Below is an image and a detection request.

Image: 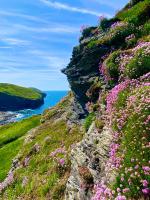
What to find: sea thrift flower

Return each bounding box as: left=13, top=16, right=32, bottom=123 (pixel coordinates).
left=142, top=180, right=148, bottom=187
left=142, top=188, right=150, bottom=195
left=116, top=195, right=126, bottom=200
left=59, top=158, right=65, bottom=166
left=142, top=166, right=150, bottom=172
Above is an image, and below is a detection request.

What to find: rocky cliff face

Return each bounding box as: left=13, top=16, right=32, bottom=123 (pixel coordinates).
left=62, top=45, right=109, bottom=114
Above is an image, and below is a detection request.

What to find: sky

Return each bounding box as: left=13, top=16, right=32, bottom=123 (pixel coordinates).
left=0, top=0, right=129, bottom=91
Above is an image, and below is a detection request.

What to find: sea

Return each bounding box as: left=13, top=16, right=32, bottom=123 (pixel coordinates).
left=0, top=91, right=68, bottom=124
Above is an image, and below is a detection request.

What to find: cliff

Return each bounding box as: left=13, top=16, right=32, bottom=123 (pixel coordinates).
left=0, top=0, right=150, bottom=200
left=0, top=83, right=46, bottom=111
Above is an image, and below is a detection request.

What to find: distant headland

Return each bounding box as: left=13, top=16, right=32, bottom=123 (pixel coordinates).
left=0, top=83, right=46, bottom=111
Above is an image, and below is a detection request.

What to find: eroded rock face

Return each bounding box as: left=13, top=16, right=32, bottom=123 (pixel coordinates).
left=62, top=45, right=109, bottom=112
left=65, top=123, right=112, bottom=200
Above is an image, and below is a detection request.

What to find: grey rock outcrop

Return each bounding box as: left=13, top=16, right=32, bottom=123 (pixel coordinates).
left=65, top=123, right=112, bottom=200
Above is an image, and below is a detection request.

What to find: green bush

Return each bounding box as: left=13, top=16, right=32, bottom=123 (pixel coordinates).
left=84, top=113, right=95, bottom=131
left=100, top=23, right=136, bottom=47
left=117, top=0, right=150, bottom=25
left=125, top=46, right=150, bottom=78
left=105, top=50, right=121, bottom=81
left=99, top=18, right=119, bottom=31
left=87, top=39, right=98, bottom=48
left=80, top=26, right=96, bottom=42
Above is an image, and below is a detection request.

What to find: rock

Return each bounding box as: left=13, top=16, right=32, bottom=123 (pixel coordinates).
left=65, top=123, right=113, bottom=199
left=62, top=44, right=109, bottom=113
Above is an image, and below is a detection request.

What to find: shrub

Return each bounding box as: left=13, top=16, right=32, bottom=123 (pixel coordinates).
left=100, top=22, right=136, bottom=47
left=87, top=39, right=98, bottom=48
left=117, top=0, right=150, bottom=25
left=105, top=50, right=121, bottom=81
left=80, top=26, right=96, bottom=42
left=99, top=17, right=119, bottom=31
left=84, top=113, right=95, bottom=131
left=125, top=46, right=150, bottom=78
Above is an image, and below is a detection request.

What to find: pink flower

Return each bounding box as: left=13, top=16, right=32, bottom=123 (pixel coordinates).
left=59, top=158, right=65, bottom=166
left=123, top=188, right=130, bottom=193
left=142, top=188, right=150, bottom=195
left=116, top=195, right=126, bottom=200
left=121, top=177, right=124, bottom=182
left=142, top=166, right=150, bottom=172
left=142, top=180, right=149, bottom=187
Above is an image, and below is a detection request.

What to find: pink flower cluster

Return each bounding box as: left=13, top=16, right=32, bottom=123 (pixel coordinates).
left=92, top=74, right=150, bottom=199
left=99, top=62, right=113, bottom=82
left=106, top=80, right=130, bottom=113
left=125, top=34, right=135, bottom=42
left=111, top=22, right=127, bottom=29
left=50, top=147, right=66, bottom=166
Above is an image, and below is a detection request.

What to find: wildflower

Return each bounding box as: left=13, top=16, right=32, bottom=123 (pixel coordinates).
left=59, top=158, right=65, bottom=166
left=115, top=195, right=126, bottom=200
left=142, top=180, right=148, bottom=187
left=142, top=188, right=150, bottom=195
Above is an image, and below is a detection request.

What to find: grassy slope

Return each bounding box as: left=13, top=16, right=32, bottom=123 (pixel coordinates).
left=0, top=83, right=43, bottom=100
left=110, top=82, right=150, bottom=198
left=0, top=116, right=40, bottom=182
left=1, top=94, right=84, bottom=200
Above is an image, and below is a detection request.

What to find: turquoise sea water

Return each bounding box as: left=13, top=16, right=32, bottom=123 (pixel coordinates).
left=13, top=91, right=68, bottom=121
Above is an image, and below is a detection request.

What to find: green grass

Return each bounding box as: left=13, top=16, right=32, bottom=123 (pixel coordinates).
left=1, top=95, right=84, bottom=200
left=84, top=112, right=95, bottom=131
left=0, top=83, right=43, bottom=100
left=116, top=0, right=150, bottom=25
left=0, top=116, right=40, bottom=182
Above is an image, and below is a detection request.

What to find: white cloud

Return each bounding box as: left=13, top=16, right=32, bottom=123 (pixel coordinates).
left=13, top=23, right=79, bottom=34
left=2, top=38, right=31, bottom=46
left=40, top=0, right=110, bottom=17
left=0, top=10, right=48, bottom=23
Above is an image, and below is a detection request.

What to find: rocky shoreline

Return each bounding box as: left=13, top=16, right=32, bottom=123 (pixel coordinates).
left=0, top=112, right=17, bottom=125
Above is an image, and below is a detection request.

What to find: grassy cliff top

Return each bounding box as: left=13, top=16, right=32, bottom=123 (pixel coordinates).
left=0, top=83, right=44, bottom=100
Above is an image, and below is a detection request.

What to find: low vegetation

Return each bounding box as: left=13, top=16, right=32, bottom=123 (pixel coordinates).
left=1, top=95, right=84, bottom=199
left=0, top=83, right=43, bottom=100
left=0, top=116, right=40, bottom=182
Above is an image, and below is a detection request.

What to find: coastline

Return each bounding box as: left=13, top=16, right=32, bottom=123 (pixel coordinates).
left=0, top=112, right=17, bottom=125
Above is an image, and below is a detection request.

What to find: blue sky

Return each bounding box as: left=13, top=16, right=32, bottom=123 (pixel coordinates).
left=0, top=0, right=128, bottom=90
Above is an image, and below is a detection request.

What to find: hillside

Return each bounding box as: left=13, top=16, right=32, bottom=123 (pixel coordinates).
left=0, top=0, right=150, bottom=200
left=0, top=83, right=46, bottom=111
